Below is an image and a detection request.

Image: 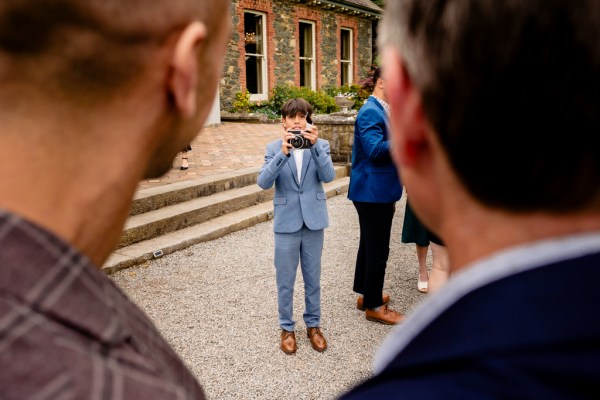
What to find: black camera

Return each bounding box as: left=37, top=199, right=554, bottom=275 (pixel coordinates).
left=287, top=130, right=312, bottom=149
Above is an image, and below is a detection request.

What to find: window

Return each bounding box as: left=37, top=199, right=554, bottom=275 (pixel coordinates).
left=340, top=28, right=353, bottom=86
left=299, top=21, right=316, bottom=90
left=244, top=12, right=268, bottom=100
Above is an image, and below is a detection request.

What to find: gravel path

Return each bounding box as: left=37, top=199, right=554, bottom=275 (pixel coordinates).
left=111, top=194, right=428, bottom=399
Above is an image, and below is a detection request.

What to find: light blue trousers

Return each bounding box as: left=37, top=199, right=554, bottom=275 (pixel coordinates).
left=274, top=226, right=324, bottom=332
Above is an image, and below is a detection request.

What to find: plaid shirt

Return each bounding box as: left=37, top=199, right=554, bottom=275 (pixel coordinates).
left=0, top=211, right=205, bottom=399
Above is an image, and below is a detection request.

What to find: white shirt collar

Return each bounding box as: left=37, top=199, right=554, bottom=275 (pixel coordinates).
left=371, top=95, right=390, bottom=116
left=373, top=230, right=600, bottom=373
left=293, top=149, right=304, bottom=182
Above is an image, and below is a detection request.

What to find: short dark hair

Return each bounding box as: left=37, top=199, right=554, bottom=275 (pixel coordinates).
left=372, top=67, right=382, bottom=84
left=381, top=0, right=600, bottom=212
left=281, top=98, right=313, bottom=120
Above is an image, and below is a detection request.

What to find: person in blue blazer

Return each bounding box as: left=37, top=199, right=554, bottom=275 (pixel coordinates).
left=257, top=98, right=336, bottom=355
left=348, top=67, right=404, bottom=325
left=341, top=0, right=600, bottom=398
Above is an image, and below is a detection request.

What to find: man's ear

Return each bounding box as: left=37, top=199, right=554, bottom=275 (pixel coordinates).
left=383, top=48, right=428, bottom=167
left=169, top=22, right=207, bottom=118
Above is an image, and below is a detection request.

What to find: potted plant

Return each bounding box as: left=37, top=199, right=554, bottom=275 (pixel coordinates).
left=334, top=92, right=355, bottom=113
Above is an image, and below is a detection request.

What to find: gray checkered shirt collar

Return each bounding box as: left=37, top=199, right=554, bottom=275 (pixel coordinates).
left=0, top=210, right=130, bottom=345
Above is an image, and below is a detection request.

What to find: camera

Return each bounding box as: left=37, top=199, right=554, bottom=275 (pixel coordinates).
left=287, top=130, right=312, bottom=149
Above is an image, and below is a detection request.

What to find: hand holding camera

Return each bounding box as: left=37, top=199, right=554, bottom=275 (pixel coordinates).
left=287, top=130, right=312, bottom=150
left=286, top=123, right=318, bottom=150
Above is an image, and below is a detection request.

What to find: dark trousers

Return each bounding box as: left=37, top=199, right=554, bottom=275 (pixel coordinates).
left=352, top=201, right=396, bottom=309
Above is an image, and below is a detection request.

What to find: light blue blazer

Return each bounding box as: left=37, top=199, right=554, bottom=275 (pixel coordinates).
left=348, top=96, right=402, bottom=203
left=257, top=139, right=336, bottom=233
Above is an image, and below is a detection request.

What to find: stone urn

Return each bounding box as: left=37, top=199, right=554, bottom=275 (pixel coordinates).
left=334, top=95, right=355, bottom=113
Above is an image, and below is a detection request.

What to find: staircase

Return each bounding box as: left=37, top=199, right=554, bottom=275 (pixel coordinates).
left=102, top=164, right=350, bottom=274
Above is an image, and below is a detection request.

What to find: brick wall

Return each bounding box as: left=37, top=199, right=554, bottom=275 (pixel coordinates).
left=335, top=15, right=358, bottom=87
left=221, top=2, right=242, bottom=112
left=313, top=115, right=356, bottom=164
left=357, top=19, right=374, bottom=83
left=294, top=6, right=323, bottom=89
left=272, top=1, right=296, bottom=87
left=222, top=0, right=377, bottom=111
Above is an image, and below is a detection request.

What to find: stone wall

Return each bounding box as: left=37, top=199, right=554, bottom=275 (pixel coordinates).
left=358, top=19, right=374, bottom=78
left=272, top=1, right=297, bottom=87
left=221, top=4, right=242, bottom=112
left=320, top=12, right=338, bottom=88
left=313, top=114, right=356, bottom=164
left=222, top=0, right=377, bottom=111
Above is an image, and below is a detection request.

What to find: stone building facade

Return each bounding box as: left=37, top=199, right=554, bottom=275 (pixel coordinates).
left=220, top=0, right=382, bottom=111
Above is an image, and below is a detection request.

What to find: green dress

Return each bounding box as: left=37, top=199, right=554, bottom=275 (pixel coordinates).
left=401, top=201, right=442, bottom=246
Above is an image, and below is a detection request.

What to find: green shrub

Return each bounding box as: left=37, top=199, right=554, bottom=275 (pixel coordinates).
left=233, top=85, right=363, bottom=116
left=269, top=85, right=297, bottom=114
left=231, top=90, right=251, bottom=113
left=269, top=84, right=339, bottom=115
left=250, top=103, right=280, bottom=120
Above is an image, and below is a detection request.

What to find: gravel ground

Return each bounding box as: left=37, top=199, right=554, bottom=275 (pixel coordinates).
left=111, top=194, right=429, bottom=399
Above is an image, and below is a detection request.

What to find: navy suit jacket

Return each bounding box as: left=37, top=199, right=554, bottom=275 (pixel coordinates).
left=348, top=96, right=402, bottom=203
left=341, top=251, right=600, bottom=399
left=257, top=139, right=335, bottom=233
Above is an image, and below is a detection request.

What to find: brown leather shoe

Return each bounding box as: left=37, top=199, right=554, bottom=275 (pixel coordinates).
left=356, top=294, right=391, bottom=311
left=307, top=327, right=327, bottom=352
left=280, top=330, right=297, bottom=354
left=365, top=305, right=403, bottom=325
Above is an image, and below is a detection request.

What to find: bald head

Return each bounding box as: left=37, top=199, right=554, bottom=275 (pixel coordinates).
left=0, top=0, right=228, bottom=103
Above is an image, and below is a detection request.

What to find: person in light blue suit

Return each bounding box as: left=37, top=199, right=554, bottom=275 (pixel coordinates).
left=257, top=98, right=336, bottom=355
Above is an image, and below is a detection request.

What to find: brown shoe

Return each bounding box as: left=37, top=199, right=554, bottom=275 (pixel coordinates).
left=356, top=294, right=391, bottom=311
left=280, top=330, right=297, bottom=354
left=365, top=305, right=403, bottom=325
left=307, top=327, right=327, bottom=352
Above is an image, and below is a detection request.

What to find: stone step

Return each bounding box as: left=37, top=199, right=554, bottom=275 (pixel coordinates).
left=103, top=176, right=350, bottom=274
left=119, top=165, right=348, bottom=248
left=119, top=184, right=273, bottom=248
left=130, top=166, right=262, bottom=216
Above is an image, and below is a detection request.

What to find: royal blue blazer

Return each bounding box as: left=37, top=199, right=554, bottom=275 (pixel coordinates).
left=257, top=139, right=336, bottom=233
left=348, top=97, right=402, bottom=203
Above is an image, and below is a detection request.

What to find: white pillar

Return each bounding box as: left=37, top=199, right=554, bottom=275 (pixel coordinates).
left=204, top=88, right=221, bottom=127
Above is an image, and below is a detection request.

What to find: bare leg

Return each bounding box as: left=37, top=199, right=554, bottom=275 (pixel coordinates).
left=180, top=150, right=189, bottom=170
left=416, top=245, right=429, bottom=292
left=428, top=243, right=450, bottom=293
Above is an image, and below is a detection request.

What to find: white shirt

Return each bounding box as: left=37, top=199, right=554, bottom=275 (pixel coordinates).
left=371, top=95, right=390, bottom=117
left=373, top=230, right=600, bottom=373
left=294, top=149, right=305, bottom=183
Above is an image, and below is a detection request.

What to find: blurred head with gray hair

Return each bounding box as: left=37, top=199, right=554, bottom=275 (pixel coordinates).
left=379, top=0, right=600, bottom=214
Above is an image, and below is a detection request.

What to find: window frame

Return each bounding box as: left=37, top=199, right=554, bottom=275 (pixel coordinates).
left=244, top=11, right=268, bottom=101
left=298, top=20, right=317, bottom=90
left=340, top=28, right=353, bottom=86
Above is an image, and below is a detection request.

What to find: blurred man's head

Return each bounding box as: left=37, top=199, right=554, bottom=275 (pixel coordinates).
left=380, top=0, right=600, bottom=217
left=0, top=0, right=231, bottom=177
